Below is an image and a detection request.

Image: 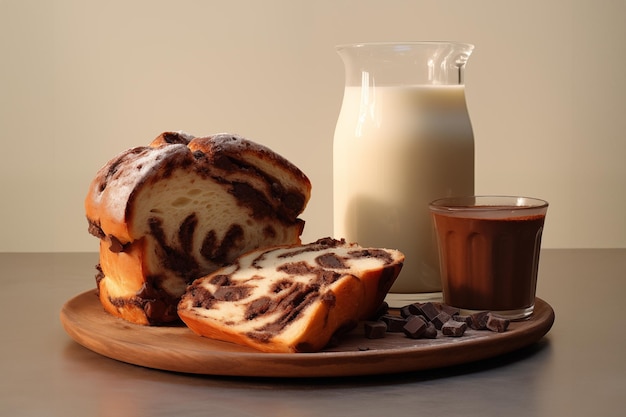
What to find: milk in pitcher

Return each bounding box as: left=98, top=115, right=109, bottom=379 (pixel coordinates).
left=333, top=84, right=474, bottom=304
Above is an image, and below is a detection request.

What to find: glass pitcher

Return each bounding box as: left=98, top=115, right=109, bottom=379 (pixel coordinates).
left=333, top=42, right=475, bottom=307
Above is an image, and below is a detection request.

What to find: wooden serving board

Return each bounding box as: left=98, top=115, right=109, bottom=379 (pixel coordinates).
left=60, top=289, right=554, bottom=378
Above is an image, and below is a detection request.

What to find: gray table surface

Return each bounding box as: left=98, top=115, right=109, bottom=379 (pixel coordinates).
left=1, top=249, right=625, bottom=417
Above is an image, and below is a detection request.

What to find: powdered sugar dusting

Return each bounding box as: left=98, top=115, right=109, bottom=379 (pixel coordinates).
left=94, top=145, right=184, bottom=224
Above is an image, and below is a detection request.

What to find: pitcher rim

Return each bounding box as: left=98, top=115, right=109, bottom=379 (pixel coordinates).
left=336, top=41, right=475, bottom=51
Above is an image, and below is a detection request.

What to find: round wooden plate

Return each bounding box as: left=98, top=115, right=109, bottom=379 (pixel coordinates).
left=60, top=289, right=554, bottom=378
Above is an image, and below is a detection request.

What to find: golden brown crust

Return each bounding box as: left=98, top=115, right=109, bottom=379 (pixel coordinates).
left=355, top=263, right=404, bottom=319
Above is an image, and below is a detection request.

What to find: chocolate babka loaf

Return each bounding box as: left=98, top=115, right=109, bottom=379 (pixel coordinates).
left=178, top=238, right=404, bottom=353
left=85, top=131, right=311, bottom=325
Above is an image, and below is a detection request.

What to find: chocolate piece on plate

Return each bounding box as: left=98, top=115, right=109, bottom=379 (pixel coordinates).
left=422, top=322, right=438, bottom=339
left=431, top=311, right=452, bottom=330
left=399, top=305, right=413, bottom=318
left=407, top=302, right=425, bottom=316
left=442, top=320, right=468, bottom=337
left=486, top=313, right=510, bottom=333
left=364, top=321, right=387, bottom=339
left=419, top=302, right=441, bottom=322
left=469, top=311, right=490, bottom=330
left=380, top=314, right=407, bottom=333
left=403, top=315, right=427, bottom=339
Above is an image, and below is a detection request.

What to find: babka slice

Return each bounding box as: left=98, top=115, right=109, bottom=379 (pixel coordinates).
left=85, top=131, right=311, bottom=325
left=178, top=238, right=404, bottom=353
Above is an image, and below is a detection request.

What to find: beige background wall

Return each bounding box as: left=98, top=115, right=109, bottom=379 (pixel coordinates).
left=1, top=0, right=624, bottom=252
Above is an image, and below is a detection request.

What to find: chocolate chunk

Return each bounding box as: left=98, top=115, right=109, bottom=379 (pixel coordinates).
left=209, top=274, right=230, bottom=286
left=315, top=253, right=348, bottom=269
left=200, top=230, right=218, bottom=261
left=412, top=314, right=429, bottom=324
left=200, top=224, right=244, bottom=265
left=135, top=278, right=180, bottom=324
left=281, top=191, right=307, bottom=220
left=178, top=213, right=198, bottom=254
left=399, top=305, right=413, bottom=318
left=245, top=296, right=272, bottom=319
left=230, top=181, right=274, bottom=220
left=94, top=264, right=104, bottom=288
left=431, top=311, right=452, bottom=330
left=469, top=311, right=490, bottom=330
left=407, top=303, right=425, bottom=316
left=380, top=314, right=406, bottom=333
left=419, top=302, right=441, bottom=321
left=422, top=322, right=438, bottom=339
left=149, top=216, right=200, bottom=281
left=213, top=224, right=245, bottom=264
left=486, top=313, right=510, bottom=333
left=213, top=285, right=252, bottom=302
left=320, top=290, right=337, bottom=306
left=87, top=220, right=105, bottom=239
left=192, top=150, right=205, bottom=159
left=364, top=321, right=387, bottom=339
left=263, top=225, right=277, bottom=239
left=347, top=249, right=393, bottom=265
left=107, top=235, right=125, bottom=253
left=403, top=315, right=427, bottom=339
left=277, top=261, right=315, bottom=275
left=270, top=279, right=293, bottom=294
left=161, top=131, right=192, bottom=145
left=143, top=298, right=177, bottom=323
left=319, top=269, right=342, bottom=286
left=315, top=237, right=344, bottom=247
left=442, top=320, right=468, bottom=337
left=189, top=284, right=216, bottom=309
left=276, top=238, right=342, bottom=260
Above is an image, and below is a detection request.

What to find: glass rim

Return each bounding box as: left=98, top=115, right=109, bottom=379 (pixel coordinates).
left=429, top=195, right=549, bottom=213
left=335, top=41, right=475, bottom=52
